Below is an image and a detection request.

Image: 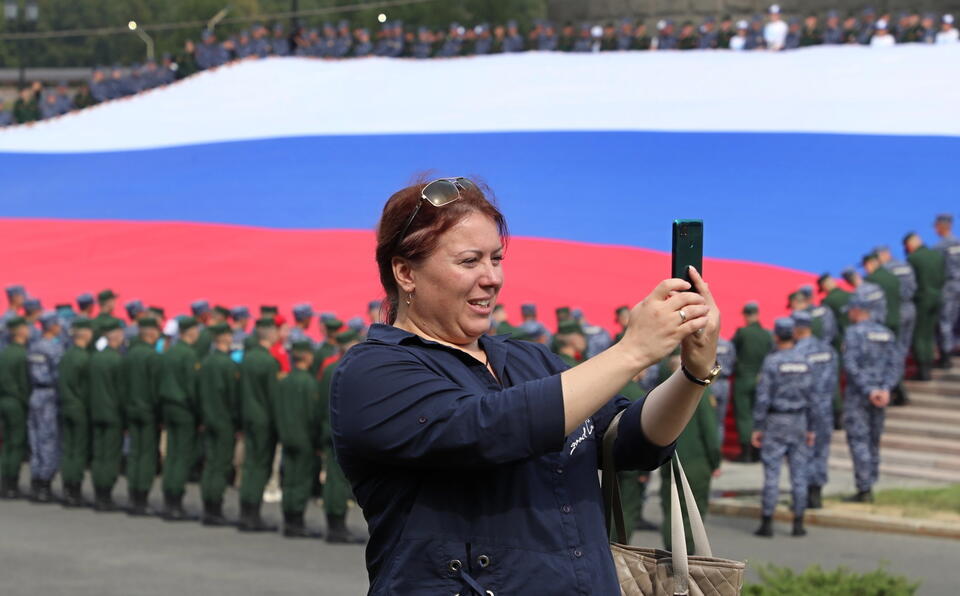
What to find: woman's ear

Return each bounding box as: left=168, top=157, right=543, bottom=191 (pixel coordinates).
left=392, top=256, right=416, bottom=294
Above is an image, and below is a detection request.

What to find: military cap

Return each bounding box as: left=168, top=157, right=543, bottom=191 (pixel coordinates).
left=292, top=303, right=314, bottom=321
left=555, top=306, right=571, bottom=319
left=347, top=317, right=365, bottom=332
left=521, top=304, right=537, bottom=317
left=769, top=4, right=781, bottom=14
left=214, top=305, right=231, bottom=318
left=791, top=310, right=813, bottom=328
left=840, top=267, right=857, bottom=282
left=846, top=292, right=871, bottom=311
left=335, top=329, right=360, bottom=345
left=190, top=300, right=210, bottom=316
left=6, top=316, right=27, bottom=330
left=138, top=317, right=159, bottom=330
left=55, top=303, right=72, bottom=311
left=786, top=291, right=802, bottom=307
left=615, top=305, right=630, bottom=316
left=5, top=285, right=25, bottom=298
left=38, top=311, right=60, bottom=329
left=520, top=320, right=546, bottom=340
left=230, top=306, right=250, bottom=320
left=935, top=214, right=953, bottom=224
left=255, top=316, right=276, bottom=329
left=76, top=293, right=94, bottom=309
left=97, top=289, right=117, bottom=303
left=773, top=317, right=795, bottom=340
left=945, top=14, right=955, bottom=25
left=798, top=285, right=814, bottom=299
left=125, top=299, right=145, bottom=318
left=557, top=320, right=582, bottom=335
left=71, top=317, right=92, bottom=330
left=23, top=297, right=42, bottom=313
left=902, top=231, right=918, bottom=245
left=100, top=318, right=123, bottom=333
left=260, top=305, right=278, bottom=316
left=862, top=252, right=879, bottom=265
left=368, top=300, right=382, bottom=311
left=323, top=316, right=344, bottom=331
left=873, top=244, right=890, bottom=254
left=572, top=308, right=584, bottom=321
left=816, top=273, right=832, bottom=286
left=742, top=301, right=759, bottom=315
left=207, top=322, right=231, bottom=336
left=290, top=340, right=314, bottom=352
left=148, top=305, right=165, bottom=318
left=177, top=315, right=198, bottom=332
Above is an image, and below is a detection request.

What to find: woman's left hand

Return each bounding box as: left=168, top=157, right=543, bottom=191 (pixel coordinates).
left=680, top=266, right=720, bottom=378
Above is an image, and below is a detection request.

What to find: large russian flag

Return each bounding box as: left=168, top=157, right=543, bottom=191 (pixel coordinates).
left=2, top=45, right=958, bottom=335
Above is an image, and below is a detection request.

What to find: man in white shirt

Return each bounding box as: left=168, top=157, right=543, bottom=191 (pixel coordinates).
left=870, top=19, right=896, bottom=47
left=731, top=20, right=749, bottom=50
left=937, top=14, right=959, bottom=43
left=764, top=4, right=789, bottom=50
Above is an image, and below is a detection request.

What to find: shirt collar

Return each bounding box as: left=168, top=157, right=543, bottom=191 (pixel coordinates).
left=367, top=323, right=510, bottom=377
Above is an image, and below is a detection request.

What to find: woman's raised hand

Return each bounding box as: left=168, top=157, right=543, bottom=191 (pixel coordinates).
left=680, top=267, right=720, bottom=378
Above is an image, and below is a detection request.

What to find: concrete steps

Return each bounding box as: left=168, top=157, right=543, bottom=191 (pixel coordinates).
left=905, top=391, right=960, bottom=411
left=886, top=405, right=960, bottom=424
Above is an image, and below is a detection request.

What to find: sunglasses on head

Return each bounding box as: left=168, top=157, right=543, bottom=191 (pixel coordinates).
left=393, top=177, right=477, bottom=248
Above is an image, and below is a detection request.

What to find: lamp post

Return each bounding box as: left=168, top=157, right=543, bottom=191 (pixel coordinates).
left=128, top=20, right=155, bottom=61
left=4, top=0, right=38, bottom=88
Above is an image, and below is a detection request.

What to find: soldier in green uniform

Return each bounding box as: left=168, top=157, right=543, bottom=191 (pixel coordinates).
left=158, top=316, right=201, bottom=521
left=88, top=319, right=125, bottom=511
left=318, top=330, right=366, bottom=544
left=198, top=323, right=240, bottom=526
left=237, top=316, right=281, bottom=532
left=553, top=320, right=586, bottom=367
left=905, top=232, right=945, bottom=381
left=614, top=305, right=630, bottom=343
left=276, top=341, right=323, bottom=538
left=123, top=317, right=162, bottom=516
left=615, top=374, right=658, bottom=540
left=658, top=352, right=720, bottom=552
left=0, top=317, right=30, bottom=499
left=58, top=318, right=93, bottom=507
left=491, top=304, right=521, bottom=337
left=312, top=314, right=343, bottom=378
left=863, top=253, right=901, bottom=334
left=91, top=289, right=118, bottom=339
left=732, top=301, right=773, bottom=463
left=818, top=273, right=851, bottom=352
left=191, top=300, right=213, bottom=357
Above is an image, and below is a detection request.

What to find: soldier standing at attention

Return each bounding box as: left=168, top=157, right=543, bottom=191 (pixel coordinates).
left=318, top=330, right=367, bottom=543
left=904, top=232, right=945, bottom=380
left=732, top=301, right=773, bottom=463
left=842, top=267, right=888, bottom=328
left=0, top=317, right=30, bottom=498
left=842, top=293, right=901, bottom=502
left=123, top=317, right=162, bottom=516
left=553, top=320, right=586, bottom=367
left=191, top=300, right=213, bottom=357
left=91, top=289, right=118, bottom=341
left=933, top=214, right=960, bottom=368
left=238, top=317, right=281, bottom=532
left=876, top=244, right=918, bottom=369
left=22, top=298, right=43, bottom=346
left=276, top=341, right=324, bottom=538
left=714, top=336, right=736, bottom=445
left=288, top=304, right=316, bottom=351
left=753, top=318, right=815, bottom=538
left=88, top=318, right=125, bottom=511
left=158, top=316, right=201, bottom=521
left=229, top=306, right=251, bottom=356
left=76, top=292, right=95, bottom=320
left=791, top=311, right=838, bottom=510
left=0, top=286, right=26, bottom=350
left=59, top=318, right=92, bottom=507
left=817, top=273, right=851, bottom=352
left=863, top=253, right=901, bottom=335
left=123, top=300, right=146, bottom=348
left=312, top=314, right=343, bottom=378
left=26, top=312, right=65, bottom=503
left=198, top=323, right=239, bottom=526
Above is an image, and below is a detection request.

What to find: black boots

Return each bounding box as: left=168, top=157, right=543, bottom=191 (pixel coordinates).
left=29, top=478, right=55, bottom=504
left=237, top=501, right=277, bottom=532
left=282, top=511, right=323, bottom=539
left=325, top=513, right=366, bottom=544
left=61, top=482, right=87, bottom=508
left=126, top=490, right=155, bottom=517
left=843, top=490, right=874, bottom=503
left=92, top=486, right=120, bottom=512
left=738, top=444, right=756, bottom=463
left=202, top=500, right=231, bottom=527
left=891, top=384, right=910, bottom=406
left=807, top=485, right=823, bottom=510
left=792, top=515, right=807, bottom=537
left=161, top=491, right=194, bottom=521
left=935, top=354, right=952, bottom=370
left=0, top=475, right=20, bottom=499
left=754, top=515, right=773, bottom=537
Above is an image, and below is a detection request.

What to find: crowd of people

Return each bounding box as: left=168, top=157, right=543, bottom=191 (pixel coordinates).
left=2, top=4, right=958, bottom=127
left=0, top=213, right=956, bottom=546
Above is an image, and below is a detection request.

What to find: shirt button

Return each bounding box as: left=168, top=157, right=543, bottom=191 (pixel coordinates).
left=562, top=505, right=572, bottom=514
left=555, top=467, right=563, bottom=475
left=573, top=549, right=583, bottom=558
left=418, top=416, right=427, bottom=424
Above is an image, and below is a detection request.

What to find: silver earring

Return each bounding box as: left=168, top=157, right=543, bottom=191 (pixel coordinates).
left=405, top=293, right=413, bottom=306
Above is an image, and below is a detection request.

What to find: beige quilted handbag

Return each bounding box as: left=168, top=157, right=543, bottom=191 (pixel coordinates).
left=602, top=411, right=746, bottom=595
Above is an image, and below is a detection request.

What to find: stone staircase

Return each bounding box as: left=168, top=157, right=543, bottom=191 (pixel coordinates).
left=828, top=367, right=960, bottom=484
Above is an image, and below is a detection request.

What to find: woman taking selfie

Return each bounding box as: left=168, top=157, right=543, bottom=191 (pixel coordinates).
left=331, top=177, right=720, bottom=595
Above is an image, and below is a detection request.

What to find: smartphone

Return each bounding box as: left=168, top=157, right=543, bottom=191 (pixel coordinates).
left=672, top=219, right=703, bottom=292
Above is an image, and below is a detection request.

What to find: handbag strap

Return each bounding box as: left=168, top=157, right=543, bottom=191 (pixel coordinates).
left=673, top=456, right=713, bottom=557
left=601, top=410, right=628, bottom=544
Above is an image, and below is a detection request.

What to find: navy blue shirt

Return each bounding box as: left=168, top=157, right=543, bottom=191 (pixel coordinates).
left=331, top=324, right=675, bottom=595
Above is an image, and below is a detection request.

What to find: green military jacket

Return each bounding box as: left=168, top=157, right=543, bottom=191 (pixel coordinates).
left=58, top=345, right=91, bottom=411
left=865, top=267, right=901, bottom=332
left=311, top=341, right=338, bottom=378
left=822, top=288, right=851, bottom=337
left=0, top=343, right=29, bottom=406
left=124, top=341, right=160, bottom=422
left=91, top=312, right=115, bottom=339
left=317, top=359, right=339, bottom=449
left=239, top=344, right=280, bottom=426
left=732, top=322, right=773, bottom=376
left=199, top=349, right=240, bottom=429
left=674, top=391, right=721, bottom=473
left=158, top=341, right=200, bottom=415
left=88, top=346, right=124, bottom=424
left=275, top=368, right=319, bottom=449
left=194, top=326, right=212, bottom=358
left=909, top=246, right=945, bottom=307
left=619, top=380, right=645, bottom=402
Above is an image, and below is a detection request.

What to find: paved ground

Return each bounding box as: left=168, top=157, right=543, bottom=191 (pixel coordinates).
left=1, top=476, right=958, bottom=596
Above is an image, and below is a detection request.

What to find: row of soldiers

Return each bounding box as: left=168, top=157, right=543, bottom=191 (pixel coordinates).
left=0, top=291, right=372, bottom=543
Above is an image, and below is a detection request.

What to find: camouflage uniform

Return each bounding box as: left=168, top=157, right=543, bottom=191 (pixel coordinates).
left=884, top=256, right=918, bottom=357
left=855, top=282, right=887, bottom=326
left=842, top=320, right=901, bottom=493
left=754, top=343, right=814, bottom=517
left=934, top=234, right=960, bottom=354
left=795, top=334, right=838, bottom=488
left=713, top=338, right=736, bottom=444
left=26, top=334, right=65, bottom=483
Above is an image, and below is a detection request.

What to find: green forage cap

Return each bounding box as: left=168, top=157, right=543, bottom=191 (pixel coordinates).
left=177, top=316, right=198, bottom=332
left=6, top=316, right=27, bottom=330
left=138, top=317, right=159, bottom=329
left=335, top=329, right=359, bottom=345
left=71, top=317, right=93, bottom=330
left=255, top=316, right=276, bottom=328
left=557, top=320, right=581, bottom=335
left=214, top=305, right=231, bottom=318
left=555, top=306, right=571, bottom=318
left=208, top=322, right=232, bottom=336
left=97, top=288, right=117, bottom=302
left=291, top=340, right=313, bottom=352
left=100, top=318, right=122, bottom=333
left=324, top=317, right=344, bottom=331
left=259, top=305, right=278, bottom=316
